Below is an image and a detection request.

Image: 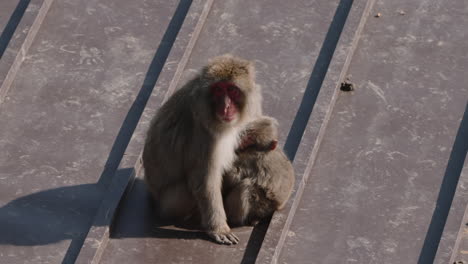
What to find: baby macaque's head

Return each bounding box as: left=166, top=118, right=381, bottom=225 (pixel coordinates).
left=237, top=117, right=278, bottom=153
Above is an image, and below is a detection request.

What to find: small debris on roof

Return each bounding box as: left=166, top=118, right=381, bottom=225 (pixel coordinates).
left=340, top=80, right=355, bottom=92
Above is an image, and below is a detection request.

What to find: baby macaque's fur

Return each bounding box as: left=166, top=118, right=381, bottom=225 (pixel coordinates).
left=223, top=117, right=295, bottom=226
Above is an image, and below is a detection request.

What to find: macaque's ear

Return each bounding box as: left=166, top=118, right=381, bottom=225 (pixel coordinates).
left=246, top=60, right=255, bottom=82
left=268, top=140, right=278, bottom=151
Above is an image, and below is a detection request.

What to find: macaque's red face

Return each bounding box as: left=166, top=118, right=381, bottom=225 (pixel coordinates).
left=210, top=81, right=243, bottom=123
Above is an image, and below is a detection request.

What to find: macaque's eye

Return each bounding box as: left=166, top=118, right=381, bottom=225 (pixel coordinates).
left=227, top=85, right=240, bottom=99
left=211, top=85, right=225, bottom=97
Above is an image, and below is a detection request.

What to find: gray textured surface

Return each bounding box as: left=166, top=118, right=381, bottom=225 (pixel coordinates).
left=256, top=0, right=375, bottom=262
left=278, top=0, right=468, bottom=263
left=74, top=0, right=199, bottom=262
left=0, top=0, right=20, bottom=32
left=0, top=0, right=467, bottom=263
left=0, top=0, right=48, bottom=95
left=0, top=0, right=177, bottom=262
left=98, top=0, right=345, bottom=263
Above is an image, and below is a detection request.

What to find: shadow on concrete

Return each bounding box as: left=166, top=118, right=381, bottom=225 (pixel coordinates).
left=63, top=0, right=193, bottom=262
left=109, top=177, right=270, bottom=249
left=0, top=171, right=208, bottom=260
left=0, top=183, right=103, bottom=246
left=0, top=0, right=31, bottom=59
left=238, top=0, right=356, bottom=263
left=240, top=218, right=270, bottom=264
left=0, top=0, right=192, bottom=263
left=283, top=0, right=353, bottom=161
left=0, top=0, right=359, bottom=261
left=95, top=0, right=193, bottom=189
left=107, top=0, right=356, bottom=258
left=109, top=177, right=212, bottom=243
left=418, top=103, right=468, bottom=264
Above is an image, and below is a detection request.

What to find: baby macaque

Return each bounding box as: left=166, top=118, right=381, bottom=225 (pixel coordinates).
left=223, top=116, right=295, bottom=226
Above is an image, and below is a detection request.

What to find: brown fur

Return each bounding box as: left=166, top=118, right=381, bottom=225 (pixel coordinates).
left=143, top=54, right=262, bottom=245
left=223, top=116, right=295, bottom=226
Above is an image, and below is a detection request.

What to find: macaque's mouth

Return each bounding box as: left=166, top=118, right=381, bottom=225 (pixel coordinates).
left=221, top=115, right=236, bottom=122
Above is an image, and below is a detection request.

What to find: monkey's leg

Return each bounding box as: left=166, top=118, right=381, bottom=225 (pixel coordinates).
left=157, top=182, right=196, bottom=221
left=224, top=181, right=252, bottom=226
left=227, top=178, right=279, bottom=226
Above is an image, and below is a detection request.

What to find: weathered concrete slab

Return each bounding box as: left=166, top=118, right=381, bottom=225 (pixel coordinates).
left=257, top=0, right=375, bottom=262
left=0, top=0, right=53, bottom=101
left=0, top=0, right=179, bottom=263
left=74, top=0, right=197, bottom=262
left=277, top=0, right=468, bottom=263
left=0, top=0, right=21, bottom=32
left=96, top=0, right=356, bottom=263
left=2, top=0, right=465, bottom=263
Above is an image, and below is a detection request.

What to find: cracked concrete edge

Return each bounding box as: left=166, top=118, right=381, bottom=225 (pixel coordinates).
left=0, top=0, right=55, bottom=105
left=448, top=156, right=468, bottom=264
left=73, top=0, right=214, bottom=263
left=450, top=204, right=468, bottom=264
left=255, top=0, right=376, bottom=263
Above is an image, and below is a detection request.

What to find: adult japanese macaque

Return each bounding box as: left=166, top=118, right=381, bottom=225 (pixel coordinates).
left=223, top=117, right=295, bottom=226
left=143, top=54, right=262, bottom=245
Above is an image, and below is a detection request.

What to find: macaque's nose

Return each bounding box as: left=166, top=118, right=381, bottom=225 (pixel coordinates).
left=224, top=96, right=232, bottom=114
